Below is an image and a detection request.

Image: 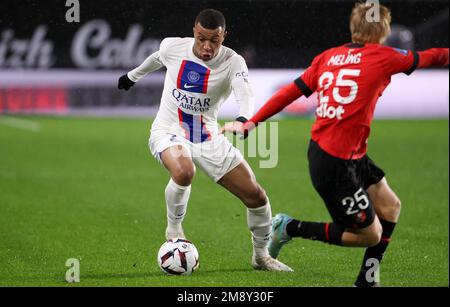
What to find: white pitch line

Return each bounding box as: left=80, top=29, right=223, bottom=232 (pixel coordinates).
left=0, top=116, right=41, bottom=132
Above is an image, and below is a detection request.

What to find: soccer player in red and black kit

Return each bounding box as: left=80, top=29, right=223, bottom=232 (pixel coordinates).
left=221, top=3, right=449, bottom=286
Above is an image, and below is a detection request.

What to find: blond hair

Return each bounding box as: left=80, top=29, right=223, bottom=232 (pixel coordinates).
left=350, top=2, right=392, bottom=44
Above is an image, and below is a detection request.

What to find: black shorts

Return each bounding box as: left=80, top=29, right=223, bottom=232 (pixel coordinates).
left=308, top=140, right=385, bottom=229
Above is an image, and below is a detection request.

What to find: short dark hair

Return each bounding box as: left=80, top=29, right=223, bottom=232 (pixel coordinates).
left=195, top=9, right=226, bottom=30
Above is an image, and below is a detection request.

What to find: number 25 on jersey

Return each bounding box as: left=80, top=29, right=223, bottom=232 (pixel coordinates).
left=316, top=69, right=361, bottom=120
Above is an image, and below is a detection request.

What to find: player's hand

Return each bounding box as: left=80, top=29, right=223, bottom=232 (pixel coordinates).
left=118, top=74, right=135, bottom=91
left=219, top=120, right=256, bottom=139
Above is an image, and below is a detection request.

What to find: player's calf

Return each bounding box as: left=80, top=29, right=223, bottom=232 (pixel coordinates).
left=160, top=147, right=195, bottom=240
left=343, top=221, right=382, bottom=247
left=217, top=162, right=274, bottom=263
left=355, top=179, right=401, bottom=287
left=165, top=179, right=191, bottom=240
left=247, top=201, right=272, bottom=258
left=282, top=217, right=382, bottom=248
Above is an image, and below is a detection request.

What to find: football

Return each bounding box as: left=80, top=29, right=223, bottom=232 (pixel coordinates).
left=157, top=238, right=199, bottom=275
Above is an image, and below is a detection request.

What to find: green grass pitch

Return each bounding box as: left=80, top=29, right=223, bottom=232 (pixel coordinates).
left=0, top=117, right=448, bottom=287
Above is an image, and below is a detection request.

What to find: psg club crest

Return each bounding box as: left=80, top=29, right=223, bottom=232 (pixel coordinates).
left=187, top=71, right=200, bottom=83
left=177, top=60, right=211, bottom=94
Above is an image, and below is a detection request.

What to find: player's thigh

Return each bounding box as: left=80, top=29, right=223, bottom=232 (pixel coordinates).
left=217, top=160, right=267, bottom=208
left=149, top=132, right=195, bottom=184
left=318, top=181, right=377, bottom=230
left=191, top=135, right=265, bottom=207
left=367, top=177, right=401, bottom=222
left=192, top=134, right=242, bottom=182
left=160, top=145, right=195, bottom=177
left=308, top=140, right=376, bottom=229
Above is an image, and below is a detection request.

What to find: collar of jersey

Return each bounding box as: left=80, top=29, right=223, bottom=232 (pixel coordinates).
left=346, top=42, right=365, bottom=49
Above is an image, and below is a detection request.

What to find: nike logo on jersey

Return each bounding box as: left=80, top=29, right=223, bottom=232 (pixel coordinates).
left=184, top=83, right=197, bottom=89
left=177, top=60, right=211, bottom=94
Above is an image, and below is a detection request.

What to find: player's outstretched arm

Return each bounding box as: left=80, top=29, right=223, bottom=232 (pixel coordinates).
left=249, top=82, right=303, bottom=125
left=220, top=82, right=304, bottom=136
left=118, top=51, right=165, bottom=91
left=417, top=48, right=449, bottom=68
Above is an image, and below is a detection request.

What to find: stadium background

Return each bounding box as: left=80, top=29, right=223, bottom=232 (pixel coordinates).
left=0, top=0, right=448, bottom=287
left=0, top=0, right=448, bottom=117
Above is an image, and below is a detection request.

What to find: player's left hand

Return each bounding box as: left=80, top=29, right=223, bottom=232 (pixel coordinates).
left=118, top=74, right=135, bottom=91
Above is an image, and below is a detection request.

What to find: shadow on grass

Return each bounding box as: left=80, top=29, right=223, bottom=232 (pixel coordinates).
left=2, top=267, right=275, bottom=286
left=82, top=268, right=254, bottom=280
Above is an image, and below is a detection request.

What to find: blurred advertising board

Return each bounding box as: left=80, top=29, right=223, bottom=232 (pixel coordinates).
left=0, top=70, right=448, bottom=118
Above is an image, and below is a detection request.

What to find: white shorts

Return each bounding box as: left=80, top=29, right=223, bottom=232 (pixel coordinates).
left=149, top=130, right=244, bottom=182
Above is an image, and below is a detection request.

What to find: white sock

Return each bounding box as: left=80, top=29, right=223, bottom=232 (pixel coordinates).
left=165, top=178, right=191, bottom=233
left=247, top=201, right=272, bottom=258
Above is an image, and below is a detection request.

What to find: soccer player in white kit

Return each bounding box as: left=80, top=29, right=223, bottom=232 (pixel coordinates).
left=118, top=9, right=292, bottom=271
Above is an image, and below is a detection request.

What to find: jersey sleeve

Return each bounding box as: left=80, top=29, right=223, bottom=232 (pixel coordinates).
left=294, top=54, right=322, bottom=97
left=383, top=47, right=419, bottom=76
left=230, top=55, right=254, bottom=120
left=127, top=37, right=176, bottom=82
left=127, top=38, right=173, bottom=82
left=127, top=51, right=164, bottom=82
left=418, top=48, right=449, bottom=68
left=157, top=37, right=177, bottom=65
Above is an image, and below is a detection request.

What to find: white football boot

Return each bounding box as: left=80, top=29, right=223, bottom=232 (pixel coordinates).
left=252, top=255, right=294, bottom=272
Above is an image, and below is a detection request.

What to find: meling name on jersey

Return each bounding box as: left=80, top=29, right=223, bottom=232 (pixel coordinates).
left=172, top=88, right=211, bottom=112
left=327, top=52, right=362, bottom=66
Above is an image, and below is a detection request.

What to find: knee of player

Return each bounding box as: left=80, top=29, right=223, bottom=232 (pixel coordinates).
left=254, top=186, right=268, bottom=206
left=367, top=226, right=382, bottom=247
left=258, top=187, right=268, bottom=204
left=171, top=167, right=195, bottom=186
left=245, top=186, right=267, bottom=207
left=393, top=197, right=402, bottom=212
left=384, top=196, right=402, bottom=218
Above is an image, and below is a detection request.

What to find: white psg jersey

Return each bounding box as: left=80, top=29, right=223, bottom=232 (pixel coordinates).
left=128, top=37, right=254, bottom=143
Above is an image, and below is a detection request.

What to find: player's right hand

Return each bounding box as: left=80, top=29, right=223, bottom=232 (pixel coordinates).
left=118, top=74, right=135, bottom=91
left=219, top=120, right=256, bottom=139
